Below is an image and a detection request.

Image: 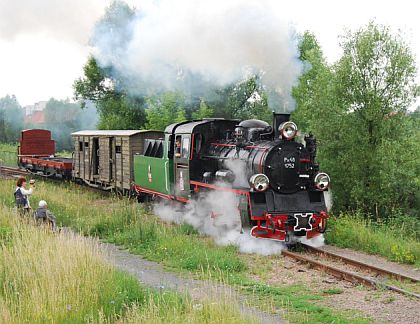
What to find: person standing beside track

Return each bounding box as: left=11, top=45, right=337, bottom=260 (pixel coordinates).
left=14, top=177, right=35, bottom=215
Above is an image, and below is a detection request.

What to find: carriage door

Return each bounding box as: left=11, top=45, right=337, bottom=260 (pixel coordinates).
left=174, top=134, right=191, bottom=200
left=109, top=138, right=114, bottom=182
left=99, top=137, right=114, bottom=183
left=92, top=138, right=99, bottom=177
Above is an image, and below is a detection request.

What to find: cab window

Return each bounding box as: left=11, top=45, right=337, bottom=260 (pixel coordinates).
left=182, top=137, right=190, bottom=159
left=175, top=135, right=181, bottom=158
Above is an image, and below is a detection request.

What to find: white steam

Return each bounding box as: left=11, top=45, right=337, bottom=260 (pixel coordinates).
left=93, top=0, right=303, bottom=111
left=323, top=190, right=333, bottom=212
left=299, top=234, right=325, bottom=248
left=154, top=189, right=284, bottom=255
left=0, top=0, right=107, bottom=44
left=223, top=158, right=249, bottom=188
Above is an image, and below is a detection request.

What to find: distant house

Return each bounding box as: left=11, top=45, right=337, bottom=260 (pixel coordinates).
left=23, top=101, right=47, bottom=125
left=24, top=111, right=45, bottom=125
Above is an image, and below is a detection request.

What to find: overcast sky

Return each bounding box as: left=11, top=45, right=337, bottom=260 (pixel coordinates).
left=0, top=0, right=418, bottom=106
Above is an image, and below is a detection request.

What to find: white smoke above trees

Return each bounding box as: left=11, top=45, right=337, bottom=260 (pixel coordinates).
left=92, top=0, right=303, bottom=111
left=0, top=0, right=107, bottom=44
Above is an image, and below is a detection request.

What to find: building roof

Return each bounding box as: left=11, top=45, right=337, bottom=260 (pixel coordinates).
left=71, top=130, right=162, bottom=137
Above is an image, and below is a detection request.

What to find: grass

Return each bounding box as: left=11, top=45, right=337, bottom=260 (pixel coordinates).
left=322, top=288, right=344, bottom=295
left=3, top=180, right=247, bottom=276
left=0, top=143, right=71, bottom=168
left=0, top=204, right=254, bottom=323
left=326, top=213, right=420, bottom=267
left=0, top=206, right=141, bottom=322
left=0, top=179, right=373, bottom=323
left=0, top=143, right=17, bottom=167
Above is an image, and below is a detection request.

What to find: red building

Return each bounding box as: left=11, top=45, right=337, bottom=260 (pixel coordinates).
left=24, top=110, right=45, bottom=125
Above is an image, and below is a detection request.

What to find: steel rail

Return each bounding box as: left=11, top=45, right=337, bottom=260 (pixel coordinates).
left=302, top=244, right=419, bottom=283
left=0, top=165, right=29, bottom=176
left=281, top=250, right=420, bottom=299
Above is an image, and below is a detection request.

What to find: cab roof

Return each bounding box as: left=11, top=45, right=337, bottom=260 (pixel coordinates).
left=165, top=119, right=238, bottom=134
left=71, top=130, right=161, bottom=137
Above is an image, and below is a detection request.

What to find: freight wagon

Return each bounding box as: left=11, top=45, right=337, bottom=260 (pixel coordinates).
left=71, top=130, right=162, bottom=191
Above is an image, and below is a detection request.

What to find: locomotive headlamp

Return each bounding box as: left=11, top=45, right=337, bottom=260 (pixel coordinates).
left=279, top=121, right=298, bottom=140
left=250, top=174, right=270, bottom=192
left=314, top=172, right=330, bottom=190
left=234, top=127, right=244, bottom=138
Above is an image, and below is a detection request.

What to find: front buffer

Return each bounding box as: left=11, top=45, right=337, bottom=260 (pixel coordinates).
left=246, top=190, right=329, bottom=242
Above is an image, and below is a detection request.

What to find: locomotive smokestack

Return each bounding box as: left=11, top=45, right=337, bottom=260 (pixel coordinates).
left=273, top=112, right=290, bottom=138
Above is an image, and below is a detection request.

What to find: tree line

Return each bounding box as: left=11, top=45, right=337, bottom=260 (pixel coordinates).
left=0, top=97, right=96, bottom=151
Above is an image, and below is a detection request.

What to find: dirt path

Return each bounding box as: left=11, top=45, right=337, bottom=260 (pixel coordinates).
left=101, top=243, right=283, bottom=324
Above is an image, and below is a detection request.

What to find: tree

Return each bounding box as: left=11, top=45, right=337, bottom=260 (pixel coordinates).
left=0, top=95, right=24, bottom=143
left=333, top=23, right=418, bottom=216
left=192, top=99, right=213, bottom=119
left=145, top=92, right=187, bottom=130
left=293, top=25, right=419, bottom=218
left=292, top=32, right=336, bottom=132
left=41, top=98, right=97, bottom=150
left=210, top=77, right=271, bottom=121
left=73, top=2, right=146, bottom=130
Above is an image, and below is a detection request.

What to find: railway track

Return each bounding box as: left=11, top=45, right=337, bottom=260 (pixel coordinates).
left=282, top=244, right=420, bottom=299
left=0, top=165, right=29, bottom=177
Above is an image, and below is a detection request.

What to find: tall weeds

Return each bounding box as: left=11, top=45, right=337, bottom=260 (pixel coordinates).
left=0, top=195, right=252, bottom=323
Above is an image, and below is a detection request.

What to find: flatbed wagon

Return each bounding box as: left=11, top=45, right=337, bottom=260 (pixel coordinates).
left=18, top=129, right=73, bottom=179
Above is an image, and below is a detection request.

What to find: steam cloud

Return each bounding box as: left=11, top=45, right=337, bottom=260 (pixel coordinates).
left=0, top=0, right=106, bottom=44
left=154, top=188, right=284, bottom=255
left=92, top=0, right=303, bottom=111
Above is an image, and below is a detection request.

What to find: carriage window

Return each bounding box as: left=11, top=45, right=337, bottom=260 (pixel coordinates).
left=182, top=137, right=190, bottom=159
left=116, top=145, right=122, bottom=154
left=79, top=141, right=83, bottom=151
left=175, top=135, right=182, bottom=158
left=84, top=142, right=89, bottom=148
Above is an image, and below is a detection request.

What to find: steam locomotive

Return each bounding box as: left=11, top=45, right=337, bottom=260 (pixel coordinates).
left=18, top=113, right=330, bottom=243
left=133, top=113, right=330, bottom=242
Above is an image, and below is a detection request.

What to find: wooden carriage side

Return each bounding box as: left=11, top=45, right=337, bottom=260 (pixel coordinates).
left=72, top=130, right=163, bottom=191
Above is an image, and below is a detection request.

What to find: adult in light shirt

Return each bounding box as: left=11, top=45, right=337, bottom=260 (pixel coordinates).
left=15, top=177, right=35, bottom=215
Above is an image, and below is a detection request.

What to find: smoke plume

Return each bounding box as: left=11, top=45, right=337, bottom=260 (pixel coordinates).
left=92, top=0, right=303, bottom=111
left=154, top=188, right=284, bottom=255
left=0, top=0, right=106, bottom=44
